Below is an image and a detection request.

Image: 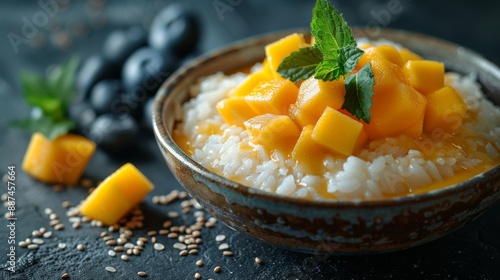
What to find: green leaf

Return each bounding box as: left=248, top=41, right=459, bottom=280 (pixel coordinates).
left=10, top=115, right=75, bottom=140
left=342, top=63, right=375, bottom=123
left=49, top=56, right=79, bottom=104
left=314, top=59, right=342, bottom=81
left=311, top=0, right=356, bottom=59
left=339, top=45, right=364, bottom=74
left=277, top=46, right=323, bottom=83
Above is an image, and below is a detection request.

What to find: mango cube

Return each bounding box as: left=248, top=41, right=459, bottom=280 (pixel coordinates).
left=265, top=33, right=307, bottom=79
left=79, top=163, right=154, bottom=225
left=399, top=48, right=422, bottom=63
left=244, top=79, right=298, bottom=115
left=217, top=97, right=259, bottom=127
left=229, top=71, right=272, bottom=98
left=290, top=77, right=345, bottom=127
left=292, top=125, right=329, bottom=174
left=424, top=86, right=467, bottom=133
left=244, top=114, right=300, bottom=153
left=372, top=45, right=404, bottom=66
left=364, top=83, right=427, bottom=139
left=312, top=107, right=367, bottom=156
left=22, top=133, right=96, bottom=185
left=402, top=60, right=444, bottom=95
left=370, top=56, right=407, bottom=91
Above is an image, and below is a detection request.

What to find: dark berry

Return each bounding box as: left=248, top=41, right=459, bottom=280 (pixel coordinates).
left=76, top=55, right=120, bottom=100
left=88, top=113, right=139, bottom=153
left=89, top=80, right=124, bottom=115
left=68, top=101, right=97, bottom=133
left=103, top=26, right=148, bottom=66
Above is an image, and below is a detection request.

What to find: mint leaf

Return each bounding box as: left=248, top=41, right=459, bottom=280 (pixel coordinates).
left=10, top=116, right=75, bottom=140
left=277, top=46, right=323, bottom=83
left=342, top=63, right=374, bottom=123
left=49, top=56, right=79, bottom=104
left=314, top=59, right=341, bottom=81
left=339, top=45, right=364, bottom=74
left=311, top=0, right=356, bottom=59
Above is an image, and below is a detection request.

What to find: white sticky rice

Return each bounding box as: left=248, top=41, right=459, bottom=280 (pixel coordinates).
left=174, top=42, right=500, bottom=200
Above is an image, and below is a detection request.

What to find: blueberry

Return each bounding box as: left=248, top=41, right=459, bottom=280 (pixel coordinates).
left=76, top=55, right=120, bottom=100
left=103, top=26, right=148, bottom=66
left=89, top=80, right=124, bottom=115
left=149, top=4, right=200, bottom=57
left=122, top=47, right=178, bottom=104
left=68, top=101, right=97, bottom=133
left=88, top=113, right=139, bottom=153
left=143, top=97, right=155, bottom=129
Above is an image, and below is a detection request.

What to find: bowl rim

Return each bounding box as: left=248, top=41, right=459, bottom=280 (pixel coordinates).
left=153, top=27, right=500, bottom=208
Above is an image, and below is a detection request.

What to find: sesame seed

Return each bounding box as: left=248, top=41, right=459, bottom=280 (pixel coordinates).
left=162, top=221, right=172, bottom=228
left=100, top=231, right=108, bottom=237
left=154, top=243, right=165, bottom=251
left=28, top=244, right=39, bottom=250
left=223, top=251, right=233, bottom=256
left=49, top=220, right=60, bottom=227
left=187, top=244, right=198, bottom=249
left=205, top=222, right=215, bottom=228
left=218, top=243, right=229, bottom=250
left=195, top=238, right=202, bottom=245
left=167, top=211, right=179, bottom=218
left=68, top=217, right=81, bottom=223
left=151, top=236, right=157, bottom=243
left=117, top=237, right=127, bottom=245
left=80, top=178, right=93, bottom=187
left=105, top=266, right=116, bottom=273
left=136, top=240, right=144, bottom=246
left=32, top=238, right=44, bottom=245
left=147, top=230, right=157, bottom=236
left=159, top=229, right=169, bottom=235
left=127, top=249, right=133, bottom=255
left=179, top=250, right=188, bottom=256
left=61, top=272, right=70, bottom=279
left=183, top=207, right=191, bottom=214
left=215, top=235, right=226, bottom=242
left=121, top=255, right=129, bottom=261
left=196, top=260, right=204, bottom=267
left=105, top=240, right=117, bottom=246
left=49, top=213, right=59, bottom=220
left=194, top=272, right=201, bottom=279
left=108, top=250, right=116, bottom=257
left=0, top=193, right=7, bottom=201
left=77, top=244, right=84, bottom=251
left=72, top=222, right=81, bottom=229
left=133, top=248, right=140, bottom=255
left=62, top=201, right=71, bottom=208
left=58, top=243, right=67, bottom=249
left=81, top=216, right=91, bottom=223
left=39, top=227, right=47, bottom=234
left=138, top=237, right=148, bottom=243
left=137, top=271, right=147, bottom=277
left=173, top=243, right=187, bottom=250
left=255, top=257, right=262, bottom=264
left=43, top=231, right=53, bottom=238
left=167, top=233, right=178, bottom=239
left=54, top=224, right=65, bottom=231
left=214, top=266, right=221, bottom=273
left=179, top=191, right=188, bottom=199
left=103, top=236, right=113, bottom=241
left=114, top=246, right=124, bottom=252
left=170, top=226, right=179, bottom=232
left=19, top=241, right=30, bottom=248
left=208, top=217, right=217, bottom=223
left=135, top=245, right=144, bottom=251
left=32, top=230, right=42, bottom=237
left=124, top=243, right=135, bottom=249
left=189, top=249, right=198, bottom=255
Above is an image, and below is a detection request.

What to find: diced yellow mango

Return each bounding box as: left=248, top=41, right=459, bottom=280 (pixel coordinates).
left=79, top=163, right=154, bottom=225
left=22, top=133, right=96, bottom=185
left=244, top=114, right=300, bottom=153
left=292, top=125, right=329, bottom=174
left=265, top=33, right=307, bottom=79
left=312, top=107, right=367, bottom=156
left=229, top=71, right=272, bottom=97
left=359, top=43, right=374, bottom=50
left=290, top=77, right=345, bottom=127
left=371, top=56, right=407, bottom=91
left=244, top=79, right=298, bottom=115
left=424, top=86, right=467, bottom=133
left=260, top=58, right=275, bottom=79
left=401, top=112, right=425, bottom=138
left=373, top=45, right=404, bottom=66
left=399, top=48, right=422, bottom=63
left=402, top=60, right=444, bottom=95
left=217, top=97, right=259, bottom=127
left=364, top=83, right=427, bottom=139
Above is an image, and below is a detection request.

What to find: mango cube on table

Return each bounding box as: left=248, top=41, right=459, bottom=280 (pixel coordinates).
left=22, top=132, right=96, bottom=185
left=312, top=107, right=367, bottom=157
left=244, top=114, right=300, bottom=153
left=402, top=60, right=444, bottom=95
left=79, top=163, right=154, bottom=225
left=424, top=86, right=467, bottom=133
left=244, top=79, right=298, bottom=115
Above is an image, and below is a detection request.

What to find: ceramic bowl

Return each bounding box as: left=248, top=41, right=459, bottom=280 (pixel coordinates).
left=153, top=28, right=500, bottom=254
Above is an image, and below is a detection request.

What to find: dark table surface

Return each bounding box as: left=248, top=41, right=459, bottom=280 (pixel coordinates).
left=1, top=1, right=500, bottom=279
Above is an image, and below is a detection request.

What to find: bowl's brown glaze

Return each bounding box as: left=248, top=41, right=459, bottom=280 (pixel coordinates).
left=153, top=29, right=500, bottom=254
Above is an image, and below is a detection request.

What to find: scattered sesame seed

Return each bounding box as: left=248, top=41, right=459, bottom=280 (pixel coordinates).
left=218, top=243, right=229, bottom=250
left=167, top=233, right=178, bottom=239
left=77, top=244, right=85, bottom=251
left=194, top=272, right=201, bottom=279
left=195, top=238, right=202, bottom=245
left=62, top=201, right=71, bottom=208
left=133, top=248, right=141, bottom=255
left=0, top=193, right=7, bottom=201
left=189, top=249, right=198, bottom=255
left=159, top=229, right=169, bottom=235
left=114, top=246, right=124, bottom=252
left=138, top=237, right=148, bottom=243
left=124, top=243, right=135, bottom=249
left=196, top=260, right=204, bottom=267
left=43, top=231, right=53, bottom=238
left=136, top=240, right=144, bottom=246
left=105, top=266, right=116, bottom=273
left=154, top=243, right=165, bottom=251
left=255, top=257, right=262, bottom=264
left=121, top=255, right=129, bottom=261
left=215, top=235, right=226, bottom=242
left=205, top=222, right=215, bottom=228
left=28, top=244, right=39, bottom=250
left=173, top=243, right=187, bottom=250
left=39, top=227, right=47, bottom=234
left=80, top=178, right=93, bottom=187
left=187, top=244, right=198, bottom=249
left=72, top=222, right=81, bottom=229
left=137, top=271, right=147, bottom=277
left=49, top=220, right=61, bottom=227
left=105, top=240, right=117, bottom=246
left=108, top=250, right=116, bottom=257
left=54, top=224, right=65, bottom=231
left=103, top=236, right=114, bottom=241
left=163, top=221, right=172, bottom=228
left=222, top=251, right=233, bottom=256
left=179, top=191, right=188, bottom=199
left=180, top=250, right=188, bottom=256
left=167, top=211, right=179, bottom=218
left=117, top=237, right=127, bottom=245
left=147, top=230, right=157, bottom=236
left=61, top=272, right=70, bottom=279
left=58, top=243, right=67, bottom=249
left=100, top=231, right=108, bottom=237
left=32, top=238, right=44, bottom=245
left=32, top=230, right=42, bottom=237
left=214, top=266, right=221, bottom=273
left=19, top=241, right=30, bottom=248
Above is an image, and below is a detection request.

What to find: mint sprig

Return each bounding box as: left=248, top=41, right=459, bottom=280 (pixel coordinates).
left=277, top=0, right=375, bottom=123
left=10, top=57, right=79, bottom=139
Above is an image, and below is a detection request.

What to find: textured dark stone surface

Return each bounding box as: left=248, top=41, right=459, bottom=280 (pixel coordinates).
left=0, top=1, right=499, bottom=279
